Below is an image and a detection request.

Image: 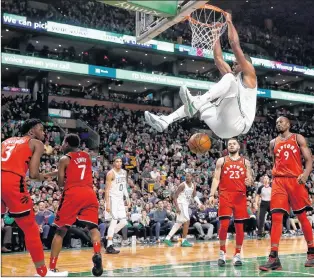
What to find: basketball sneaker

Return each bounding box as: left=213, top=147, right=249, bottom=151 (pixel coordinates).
left=181, top=240, right=193, bottom=247
left=218, top=250, right=226, bottom=267
left=35, top=269, right=69, bottom=276
left=233, top=253, right=243, bottom=266
left=144, top=111, right=169, bottom=132
left=259, top=252, right=282, bottom=271
left=305, top=252, right=314, bottom=267
left=164, top=239, right=174, bottom=247
left=179, top=86, right=199, bottom=118
left=106, top=245, right=120, bottom=254
left=92, top=253, right=103, bottom=277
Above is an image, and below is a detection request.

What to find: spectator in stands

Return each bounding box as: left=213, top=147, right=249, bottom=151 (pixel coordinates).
left=191, top=208, right=214, bottom=240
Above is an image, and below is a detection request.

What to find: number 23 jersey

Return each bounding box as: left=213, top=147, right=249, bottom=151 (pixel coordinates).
left=272, top=134, right=303, bottom=178
left=219, top=156, right=247, bottom=193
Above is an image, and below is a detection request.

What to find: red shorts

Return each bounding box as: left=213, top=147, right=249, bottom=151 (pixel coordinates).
left=270, top=177, right=312, bottom=215
left=1, top=171, right=32, bottom=217
left=218, top=191, right=249, bottom=222
left=54, top=187, right=99, bottom=228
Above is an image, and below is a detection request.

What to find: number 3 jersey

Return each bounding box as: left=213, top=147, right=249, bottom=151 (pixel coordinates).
left=272, top=134, right=303, bottom=178
left=219, top=156, right=247, bottom=193
left=2, top=136, right=32, bottom=178
left=64, top=151, right=93, bottom=190
left=109, top=169, right=127, bottom=199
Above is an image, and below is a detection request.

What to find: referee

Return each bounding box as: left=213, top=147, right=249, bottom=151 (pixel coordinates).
left=254, top=175, right=272, bottom=240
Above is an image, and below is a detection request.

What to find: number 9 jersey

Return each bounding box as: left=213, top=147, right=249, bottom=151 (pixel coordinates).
left=272, top=134, right=303, bottom=178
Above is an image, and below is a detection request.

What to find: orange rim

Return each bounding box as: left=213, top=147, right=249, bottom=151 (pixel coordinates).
left=184, top=4, right=227, bottom=27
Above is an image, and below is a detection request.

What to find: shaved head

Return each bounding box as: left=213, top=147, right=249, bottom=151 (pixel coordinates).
left=276, top=116, right=291, bottom=134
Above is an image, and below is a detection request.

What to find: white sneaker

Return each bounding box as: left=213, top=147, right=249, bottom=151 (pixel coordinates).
left=179, top=86, right=198, bottom=118
left=218, top=250, right=226, bottom=267
left=233, top=253, right=243, bottom=266
left=35, top=269, right=69, bottom=277
left=144, top=111, right=169, bottom=132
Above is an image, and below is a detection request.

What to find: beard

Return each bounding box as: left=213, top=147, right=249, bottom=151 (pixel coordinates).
left=228, top=150, right=238, bottom=155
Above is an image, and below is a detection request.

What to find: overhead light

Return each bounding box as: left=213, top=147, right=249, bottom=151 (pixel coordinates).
left=275, top=81, right=278, bottom=84
left=265, top=76, right=268, bottom=79
left=54, top=48, right=57, bottom=51
left=196, top=69, right=198, bottom=72
left=275, top=101, right=277, bottom=103
left=202, top=66, right=205, bottom=69
left=180, top=63, right=183, bottom=66
left=164, top=57, right=166, bottom=59
left=78, top=83, right=81, bottom=86
left=49, top=80, right=52, bottom=82
left=302, top=109, right=304, bottom=111
left=289, top=103, right=292, bottom=105
left=5, top=29, right=9, bottom=32
left=246, top=0, right=249, bottom=2
left=282, top=79, right=285, bottom=82
left=311, top=87, right=313, bottom=89
left=296, top=76, right=299, bottom=78
left=134, top=89, right=137, bottom=92
left=144, top=87, right=147, bottom=90
left=271, top=6, right=273, bottom=9
left=118, top=84, right=121, bottom=86
left=59, top=44, right=62, bottom=47
left=192, top=59, right=195, bottom=62
left=125, top=50, right=128, bottom=53
left=145, top=53, right=148, bottom=56
left=87, top=80, right=90, bottom=83
left=108, top=87, right=111, bottom=89
left=5, top=68, right=9, bottom=70
left=36, top=41, right=39, bottom=43
left=278, top=73, right=280, bottom=75
left=294, top=12, right=297, bottom=14
left=272, top=106, right=274, bottom=108
left=57, top=77, right=60, bottom=79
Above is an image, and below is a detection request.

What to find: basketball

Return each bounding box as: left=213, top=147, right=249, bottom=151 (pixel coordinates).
left=188, top=133, right=212, bottom=154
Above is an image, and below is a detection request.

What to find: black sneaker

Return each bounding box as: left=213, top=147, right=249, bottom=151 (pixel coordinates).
left=305, top=252, right=314, bottom=267
left=259, top=253, right=282, bottom=271
left=106, top=245, right=120, bottom=254
left=257, top=235, right=262, bottom=240
left=92, top=253, right=103, bottom=277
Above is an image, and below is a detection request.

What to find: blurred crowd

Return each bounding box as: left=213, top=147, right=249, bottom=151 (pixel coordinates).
left=2, top=0, right=314, bottom=67
left=2, top=93, right=314, bottom=253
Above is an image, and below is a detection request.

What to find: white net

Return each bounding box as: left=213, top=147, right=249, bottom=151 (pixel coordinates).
left=187, top=5, right=227, bottom=51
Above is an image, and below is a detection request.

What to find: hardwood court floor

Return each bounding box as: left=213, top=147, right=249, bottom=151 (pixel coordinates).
left=2, top=237, right=314, bottom=276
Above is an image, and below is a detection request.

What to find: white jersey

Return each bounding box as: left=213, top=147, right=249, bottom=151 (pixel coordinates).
left=235, top=72, right=257, bottom=134
left=177, top=182, right=194, bottom=205
left=109, top=169, right=127, bottom=199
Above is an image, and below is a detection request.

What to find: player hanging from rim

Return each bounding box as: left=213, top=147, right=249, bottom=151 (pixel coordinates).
left=104, top=157, right=134, bottom=254
left=49, top=134, right=103, bottom=277
left=209, top=138, right=253, bottom=267
left=259, top=117, right=314, bottom=271
left=164, top=172, right=205, bottom=247
left=145, top=13, right=257, bottom=139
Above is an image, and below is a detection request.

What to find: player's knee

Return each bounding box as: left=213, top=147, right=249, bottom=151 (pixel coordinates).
left=296, top=211, right=308, bottom=222
left=272, top=212, right=283, bottom=224
left=220, top=219, right=230, bottom=230
left=55, top=226, right=68, bottom=238
left=120, top=219, right=127, bottom=227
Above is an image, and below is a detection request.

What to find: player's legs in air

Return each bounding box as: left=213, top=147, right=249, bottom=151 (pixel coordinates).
left=145, top=73, right=237, bottom=132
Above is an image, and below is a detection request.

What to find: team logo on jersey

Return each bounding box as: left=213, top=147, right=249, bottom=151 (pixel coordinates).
left=275, top=144, right=297, bottom=157
left=223, top=164, right=245, bottom=176
left=20, top=195, right=29, bottom=204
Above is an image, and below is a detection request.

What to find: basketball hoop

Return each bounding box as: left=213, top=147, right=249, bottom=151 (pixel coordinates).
left=186, top=4, right=227, bottom=51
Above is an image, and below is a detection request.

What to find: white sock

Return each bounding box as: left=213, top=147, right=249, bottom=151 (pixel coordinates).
left=166, top=223, right=182, bottom=240
left=163, top=106, right=187, bottom=124
left=107, top=239, right=113, bottom=247
left=193, top=73, right=236, bottom=110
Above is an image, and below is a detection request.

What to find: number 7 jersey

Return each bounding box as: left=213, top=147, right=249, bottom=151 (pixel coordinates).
left=64, top=151, right=93, bottom=190
left=272, top=134, right=303, bottom=178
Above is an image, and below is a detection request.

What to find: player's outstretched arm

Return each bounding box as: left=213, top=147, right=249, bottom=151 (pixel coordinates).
left=57, top=156, right=70, bottom=188
left=245, top=159, right=254, bottom=186
left=209, top=158, right=224, bottom=200
left=29, top=139, right=45, bottom=180
left=213, top=37, right=232, bottom=76
left=225, top=13, right=256, bottom=83
left=297, top=134, right=313, bottom=183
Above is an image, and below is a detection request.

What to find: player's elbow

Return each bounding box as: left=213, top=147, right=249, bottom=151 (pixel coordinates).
left=29, top=170, right=39, bottom=180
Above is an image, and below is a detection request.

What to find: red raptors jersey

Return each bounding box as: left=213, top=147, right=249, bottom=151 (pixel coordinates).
left=64, top=151, right=93, bottom=191
left=1, top=136, right=32, bottom=178
left=272, top=134, right=303, bottom=177
left=219, top=156, right=247, bottom=193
